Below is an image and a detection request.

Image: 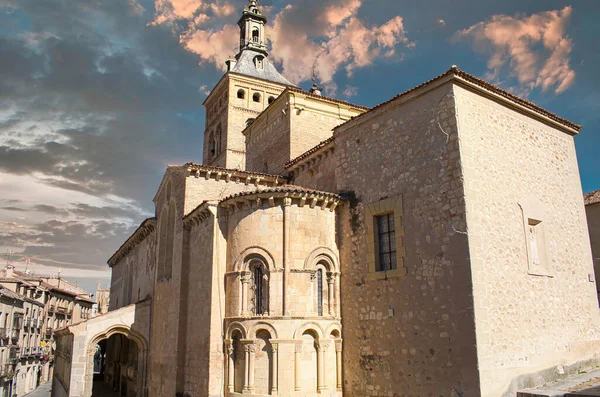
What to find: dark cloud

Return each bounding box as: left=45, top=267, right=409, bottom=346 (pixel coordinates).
left=1, top=218, right=135, bottom=270
left=0, top=207, right=27, bottom=212
left=33, top=205, right=70, bottom=216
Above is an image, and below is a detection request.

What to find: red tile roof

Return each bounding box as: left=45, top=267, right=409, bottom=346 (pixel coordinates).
left=585, top=190, right=600, bottom=206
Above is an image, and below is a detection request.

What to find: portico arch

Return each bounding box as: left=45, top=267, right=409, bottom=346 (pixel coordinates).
left=83, top=325, right=148, bottom=397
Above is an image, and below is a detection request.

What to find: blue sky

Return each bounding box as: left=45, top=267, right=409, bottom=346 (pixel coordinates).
left=0, top=0, right=598, bottom=293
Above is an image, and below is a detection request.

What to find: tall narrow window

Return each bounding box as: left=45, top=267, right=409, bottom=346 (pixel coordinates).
left=165, top=204, right=176, bottom=278
left=317, top=269, right=323, bottom=316
left=377, top=213, right=397, bottom=271
left=254, top=266, right=264, bottom=315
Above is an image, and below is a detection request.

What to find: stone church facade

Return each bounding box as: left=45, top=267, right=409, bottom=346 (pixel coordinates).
left=52, top=2, right=600, bottom=397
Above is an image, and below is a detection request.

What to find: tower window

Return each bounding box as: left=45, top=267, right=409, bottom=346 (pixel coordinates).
left=253, top=93, right=261, bottom=103
left=252, top=28, right=259, bottom=43
left=237, top=89, right=246, bottom=100
left=268, top=96, right=275, bottom=105
left=255, top=57, right=264, bottom=70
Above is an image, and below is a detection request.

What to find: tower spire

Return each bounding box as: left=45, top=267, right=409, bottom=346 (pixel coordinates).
left=237, top=0, right=268, bottom=56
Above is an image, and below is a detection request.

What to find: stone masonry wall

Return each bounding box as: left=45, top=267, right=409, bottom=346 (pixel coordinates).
left=110, top=230, right=155, bottom=310
left=183, top=208, right=220, bottom=396
left=586, top=203, right=600, bottom=302
left=454, top=84, right=600, bottom=397
left=244, top=97, right=290, bottom=174
left=226, top=75, right=286, bottom=169
left=290, top=147, right=337, bottom=193
left=148, top=167, right=187, bottom=397
left=334, top=83, right=480, bottom=397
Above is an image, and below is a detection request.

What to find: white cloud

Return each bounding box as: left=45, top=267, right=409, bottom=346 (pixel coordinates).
left=457, top=6, right=575, bottom=94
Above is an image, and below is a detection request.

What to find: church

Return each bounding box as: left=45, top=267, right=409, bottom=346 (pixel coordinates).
left=51, top=1, right=600, bottom=397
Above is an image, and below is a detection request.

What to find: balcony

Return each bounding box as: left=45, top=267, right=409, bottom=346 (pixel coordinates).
left=45, top=329, right=53, bottom=340
left=0, top=328, right=8, bottom=340
left=10, top=328, right=19, bottom=340
left=48, top=304, right=55, bottom=313
left=56, top=306, right=67, bottom=315
left=24, top=318, right=31, bottom=328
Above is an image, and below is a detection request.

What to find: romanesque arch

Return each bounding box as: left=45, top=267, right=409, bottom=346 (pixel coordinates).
left=234, top=246, right=277, bottom=272
left=248, top=322, right=278, bottom=339
left=303, top=247, right=339, bottom=272
left=83, top=325, right=148, bottom=397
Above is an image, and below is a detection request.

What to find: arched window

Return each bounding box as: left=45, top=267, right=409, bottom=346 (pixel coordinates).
left=157, top=209, right=167, bottom=280
left=237, top=89, right=245, bottom=99
left=254, top=266, right=265, bottom=315
left=245, top=118, right=255, bottom=128
left=249, top=259, right=268, bottom=315
left=252, top=28, right=259, bottom=42
left=165, top=203, right=176, bottom=279
left=157, top=181, right=176, bottom=282
left=317, top=269, right=324, bottom=316
left=268, top=96, right=275, bottom=105
left=253, top=93, right=261, bottom=103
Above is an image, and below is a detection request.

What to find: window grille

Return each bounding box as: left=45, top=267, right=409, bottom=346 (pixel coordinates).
left=317, top=269, right=323, bottom=316
left=254, top=266, right=265, bottom=315
left=377, top=214, right=397, bottom=271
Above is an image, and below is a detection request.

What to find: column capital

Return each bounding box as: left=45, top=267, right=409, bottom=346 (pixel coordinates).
left=335, top=340, right=343, bottom=352
left=294, top=343, right=303, bottom=353
left=317, top=341, right=331, bottom=351
left=240, top=271, right=252, bottom=283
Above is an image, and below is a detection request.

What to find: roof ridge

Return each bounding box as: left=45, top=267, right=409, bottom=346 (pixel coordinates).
left=334, top=66, right=581, bottom=134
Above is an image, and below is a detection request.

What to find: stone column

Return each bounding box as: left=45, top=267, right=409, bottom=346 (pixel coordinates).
left=294, top=343, right=302, bottom=391
left=283, top=197, right=292, bottom=316
left=327, top=272, right=335, bottom=316
left=241, top=272, right=251, bottom=316
left=271, top=343, right=278, bottom=395
left=244, top=343, right=256, bottom=393
left=243, top=344, right=250, bottom=392
left=335, top=340, right=343, bottom=390
left=317, top=341, right=329, bottom=393
left=335, top=273, right=341, bottom=317
left=226, top=343, right=234, bottom=392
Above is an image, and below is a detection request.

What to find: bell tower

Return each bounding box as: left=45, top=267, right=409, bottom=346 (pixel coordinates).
left=202, top=0, right=293, bottom=170
left=238, top=0, right=268, bottom=56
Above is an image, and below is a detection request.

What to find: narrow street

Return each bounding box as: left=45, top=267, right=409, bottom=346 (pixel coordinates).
left=22, top=382, right=51, bottom=397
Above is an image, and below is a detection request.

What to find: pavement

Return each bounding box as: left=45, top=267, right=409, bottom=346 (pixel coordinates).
left=20, top=380, right=119, bottom=397
left=519, top=367, right=600, bottom=397
left=22, top=382, right=51, bottom=397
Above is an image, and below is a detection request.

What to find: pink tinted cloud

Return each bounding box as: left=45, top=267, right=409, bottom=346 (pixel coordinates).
left=458, top=6, right=576, bottom=94
left=151, top=0, right=415, bottom=87
left=269, top=3, right=414, bottom=85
